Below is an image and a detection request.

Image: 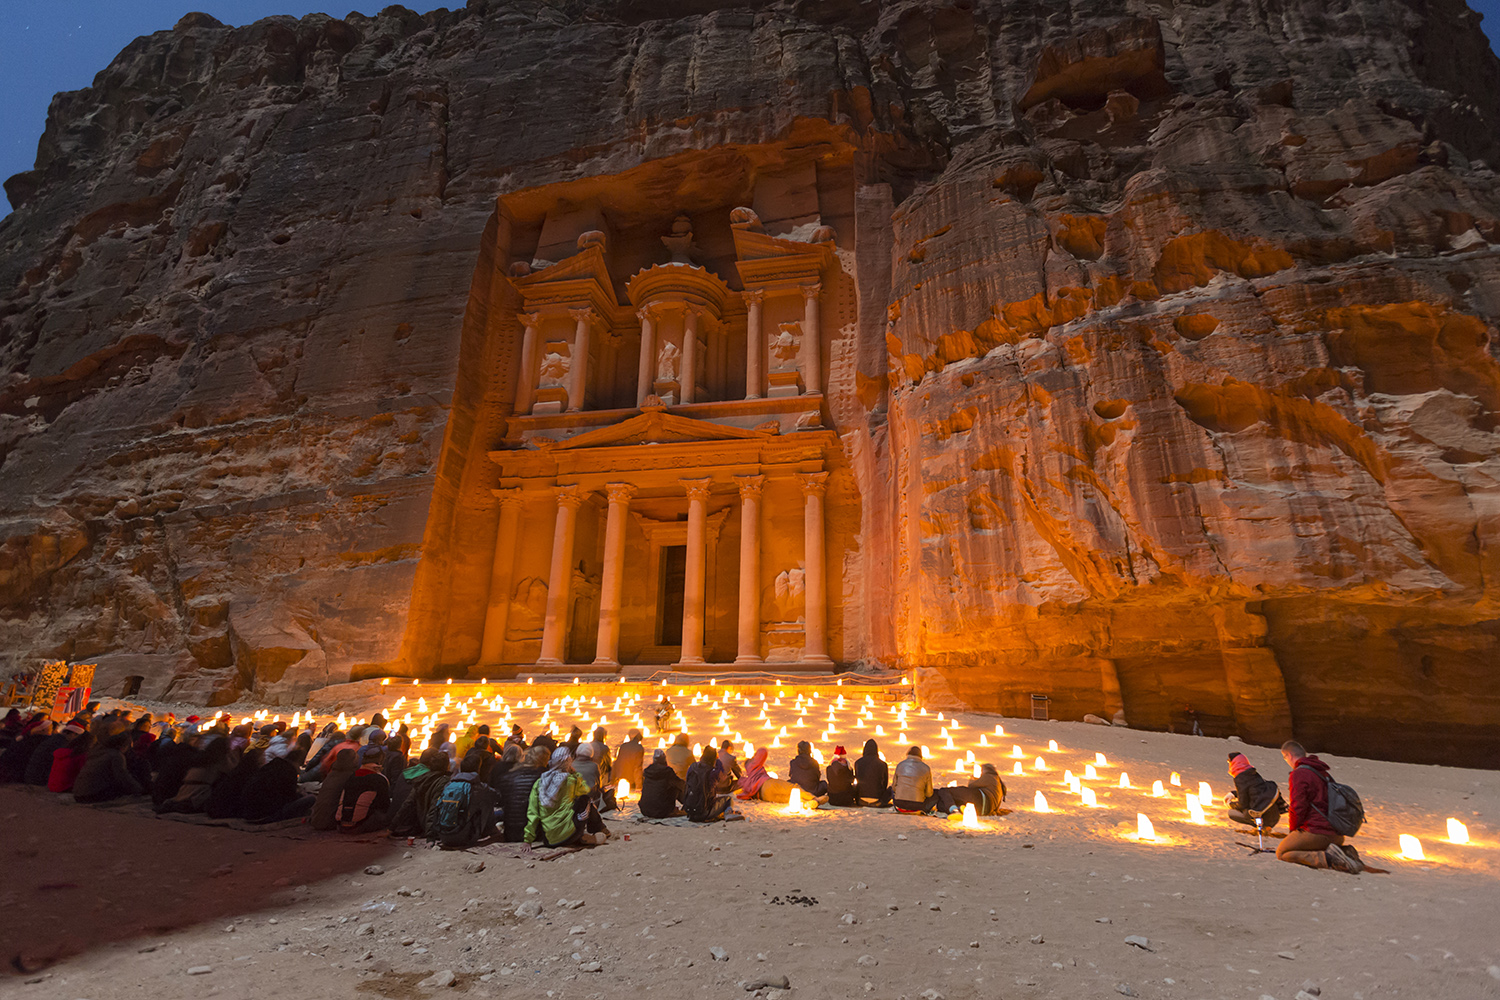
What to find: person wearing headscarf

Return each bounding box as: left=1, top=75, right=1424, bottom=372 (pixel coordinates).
left=734, top=746, right=794, bottom=804
left=389, top=748, right=453, bottom=838
left=664, top=732, right=693, bottom=780
left=613, top=729, right=645, bottom=796
left=526, top=748, right=608, bottom=846
left=934, top=762, right=1006, bottom=816
left=640, top=748, right=686, bottom=818
left=825, top=745, right=857, bottom=807
left=1223, top=752, right=1286, bottom=828
left=683, top=745, right=734, bottom=822
left=892, top=746, right=937, bottom=814
left=573, top=744, right=603, bottom=799
left=73, top=731, right=145, bottom=803
left=308, top=748, right=359, bottom=830
left=228, top=724, right=254, bottom=758
left=47, top=728, right=94, bottom=793
left=788, top=741, right=829, bottom=802
left=498, top=745, right=548, bottom=842
left=855, top=739, right=892, bottom=807
left=26, top=720, right=83, bottom=786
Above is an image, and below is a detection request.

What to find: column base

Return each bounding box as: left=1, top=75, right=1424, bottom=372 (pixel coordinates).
left=674, top=656, right=707, bottom=667
left=534, top=657, right=565, bottom=667
left=590, top=657, right=620, bottom=669
left=733, top=654, right=765, bottom=665
left=798, top=654, right=836, bottom=667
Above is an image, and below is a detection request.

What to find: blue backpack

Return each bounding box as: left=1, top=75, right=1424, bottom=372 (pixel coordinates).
left=432, top=778, right=473, bottom=838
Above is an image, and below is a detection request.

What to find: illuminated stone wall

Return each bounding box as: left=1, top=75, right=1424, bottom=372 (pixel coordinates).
left=2, top=2, right=1499, bottom=763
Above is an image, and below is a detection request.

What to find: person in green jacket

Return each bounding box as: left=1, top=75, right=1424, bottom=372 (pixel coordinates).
left=525, top=747, right=610, bottom=847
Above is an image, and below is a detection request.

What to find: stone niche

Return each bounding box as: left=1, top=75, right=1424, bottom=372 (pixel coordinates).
left=398, top=138, right=869, bottom=676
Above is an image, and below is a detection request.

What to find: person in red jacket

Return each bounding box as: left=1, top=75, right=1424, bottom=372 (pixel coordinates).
left=1276, top=741, right=1362, bottom=873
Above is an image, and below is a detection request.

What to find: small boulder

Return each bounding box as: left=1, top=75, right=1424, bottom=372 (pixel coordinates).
left=710, top=946, right=730, bottom=962
left=418, top=969, right=456, bottom=988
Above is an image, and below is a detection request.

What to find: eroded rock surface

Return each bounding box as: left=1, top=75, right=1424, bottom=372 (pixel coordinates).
left=2, top=1, right=1498, bottom=763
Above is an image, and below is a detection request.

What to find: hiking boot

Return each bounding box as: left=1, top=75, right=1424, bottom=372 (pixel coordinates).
left=1325, top=844, right=1360, bottom=874
left=1341, top=844, right=1366, bottom=872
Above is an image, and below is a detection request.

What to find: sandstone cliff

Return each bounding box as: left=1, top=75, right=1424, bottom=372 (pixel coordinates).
left=2, top=0, right=1499, bottom=765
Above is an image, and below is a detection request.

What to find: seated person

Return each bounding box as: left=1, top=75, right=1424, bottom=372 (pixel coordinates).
left=1224, top=752, right=1286, bottom=829
left=389, top=749, right=453, bottom=839
left=72, top=731, right=145, bottom=803
left=337, top=757, right=393, bottom=834
left=735, top=747, right=795, bottom=803
left=855, top=739, right=893, bottom=807
left=825, top=746, right=857, bottom=807
left=241, top=755, right=315, bottom=823
left=640, top=749, right=686, bottom=818
left=787, top=741, right=830, bottom=803
left=683, top=746, right=734, bottom=823
left=307, top=748, right=359, bottom=829
left=614, top=729, right=645, bottom=795
left=713, top=739, right=743, bottom=795
left=426, top=752, right=500, bottom=848
left=934, top=762, right=1006, bottom=815
left=664, top=732, right=693, bottom=780
left=573, top=744, right=617, bottom=812
left=892, top=746, right=937, bottom=814
left=525, top=748, right=609, bottom=846
left=497, top=746, right=548, bottom=842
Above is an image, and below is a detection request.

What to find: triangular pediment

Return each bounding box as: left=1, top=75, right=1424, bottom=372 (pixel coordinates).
left=551, top=410, right=771, bottom=450
left=514, top=244, right=614, bottom=291
left=731, top=227, right=834, bottom=262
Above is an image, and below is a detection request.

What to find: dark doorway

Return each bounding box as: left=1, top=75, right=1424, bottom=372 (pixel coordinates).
left=121, top=675, right=143, bottom=698
left=658, top=545, right=686, bottom=644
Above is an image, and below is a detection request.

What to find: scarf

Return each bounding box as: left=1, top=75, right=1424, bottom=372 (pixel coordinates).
left=737, top=747, right=771, bottom=799
left=535, top=747, right=574, bottom=810
left=1228, top=753, right=1252, bottom=776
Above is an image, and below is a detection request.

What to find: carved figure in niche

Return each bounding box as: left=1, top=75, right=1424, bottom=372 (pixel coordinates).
left=538, top=343, right=570, bottom=387
left=773, top=567, right=806, bottom=622
left=661, top=214, right=700, bottom=264
left=771, top=322, right=802, bottom=370
left=655, top=340, right=681, bottom=381
left=505, top=577, right=549, bottom=637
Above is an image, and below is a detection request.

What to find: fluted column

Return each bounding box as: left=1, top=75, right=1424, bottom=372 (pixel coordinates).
left=514, top=311, right=542, bottom=414
left=537, top=485, right=588, bottom=666
left=679, top=478, right=712, bottom=665
left=567, top=308, right=594, bottom=412
left=734, top=475, right=765, bottom=664
left=801, top=283, right=822, bottom=395
left=635, top=306, right=656, bottom=407
left=681, top=307, right=700, bottom=404
left=799, top=471, right=833, bottom=665
left=592, top=483, right=635, bottom=667
left=743, top=288, right=763, bottom=399
left=479, top=489, right=525, bottom=664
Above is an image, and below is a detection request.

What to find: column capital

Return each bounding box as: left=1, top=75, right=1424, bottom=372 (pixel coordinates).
left=604, top=482, right=637, bottom=504
left=741, top=287, right=765, bottom=305
left=636, top=303, right=660, bottom=323
left=734, top=474, right=765, bottom=499
left=568, top=306, right=598, bottom=326
left=493, top=487, right=526, bottom=510
left=800, top=282, right=822, bottom=300
left=798, top=471, right=829, bottom=497
left=681, top=477, right=713, bottom=502
left=555, top=484, right=589, bottom=509
left=517, top=310, right=542, bottom=328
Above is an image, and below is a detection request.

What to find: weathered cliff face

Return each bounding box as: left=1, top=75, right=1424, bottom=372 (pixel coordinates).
left=2, top=0, right=1498, bottom=764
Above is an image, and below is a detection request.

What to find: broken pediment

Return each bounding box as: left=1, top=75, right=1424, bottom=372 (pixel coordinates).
left=549, top=409, right=773, bottom=450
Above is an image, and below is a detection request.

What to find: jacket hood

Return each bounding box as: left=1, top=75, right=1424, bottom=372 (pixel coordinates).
left=862, top=739, right=879, bottom=757
left=1294, top=755, right=1330, bottom=774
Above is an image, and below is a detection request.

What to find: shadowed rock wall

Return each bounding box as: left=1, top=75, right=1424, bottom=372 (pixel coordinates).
left=2, top=0, right=1499, bottom=765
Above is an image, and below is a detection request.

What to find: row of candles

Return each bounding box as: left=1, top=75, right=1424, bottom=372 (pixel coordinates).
left=243, top=682, right=1474, bottom=861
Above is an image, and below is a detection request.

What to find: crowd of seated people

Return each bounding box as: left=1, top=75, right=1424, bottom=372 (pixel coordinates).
left=0, top=703, right=1367, bottom=874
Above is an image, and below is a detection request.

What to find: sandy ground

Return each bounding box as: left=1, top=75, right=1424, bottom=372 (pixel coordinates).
left=3, top=713, right=1497, bottom=1000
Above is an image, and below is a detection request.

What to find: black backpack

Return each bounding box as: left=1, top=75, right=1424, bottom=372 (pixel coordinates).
left=1299, top=763, right=1365, bottom=836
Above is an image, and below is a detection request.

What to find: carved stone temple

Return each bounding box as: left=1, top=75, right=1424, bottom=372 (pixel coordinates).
left=466, top=189, right=853, bottom=672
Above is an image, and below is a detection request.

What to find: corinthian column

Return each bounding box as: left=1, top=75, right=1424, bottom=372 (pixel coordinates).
left=592, top=483, right=635, bottom=667
left=681, top=306, right=700, bottom=404
left=743, top=288, right=763, bottom=399
left=514, top=311, right=542, bottom=414
left=734, top=475, right=765, bottom=665
left=799, top=471, right=834, bottom=665
left=636, top=305, right=656, bottom=407
left=567, top=308, right=594, bottom=412
left=479, top=489, right=525, bottom=664
left=679, top=478, right=712, bottom=665
left=537, top=485, right=588, bottom=666
left=801, top=283, right=822, bottom=395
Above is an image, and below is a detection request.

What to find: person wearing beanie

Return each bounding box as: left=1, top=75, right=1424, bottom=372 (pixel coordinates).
left=825, top=744, right=857, bottom=807
left=892, top=746, right=937, bottom=814
left=787, top=740, right=829, bottom=803
left=1223, top=752, right=1285, bottom=829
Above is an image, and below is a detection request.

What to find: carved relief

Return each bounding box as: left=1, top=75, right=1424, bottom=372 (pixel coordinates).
left=773, top=567, right=806, bottom=622
left=538, top=343, right=570, bottom=388
left=656, top=340, right=681, bottom=382
left=771, top=322, right=802, bottom=370
left=505, top=577, right=549, bottom=638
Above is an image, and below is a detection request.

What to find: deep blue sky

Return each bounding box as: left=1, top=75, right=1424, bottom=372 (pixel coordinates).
left=3, top=1, right=1500, bottom=217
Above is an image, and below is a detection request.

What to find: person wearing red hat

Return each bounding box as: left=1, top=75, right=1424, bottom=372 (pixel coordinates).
left=826, top=745, right=857, bottom=806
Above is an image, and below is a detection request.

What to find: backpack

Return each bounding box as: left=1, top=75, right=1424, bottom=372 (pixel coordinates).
left=1299, top=764, right=1365, bottom=836
left=430, top=778, right=473, bottom=840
